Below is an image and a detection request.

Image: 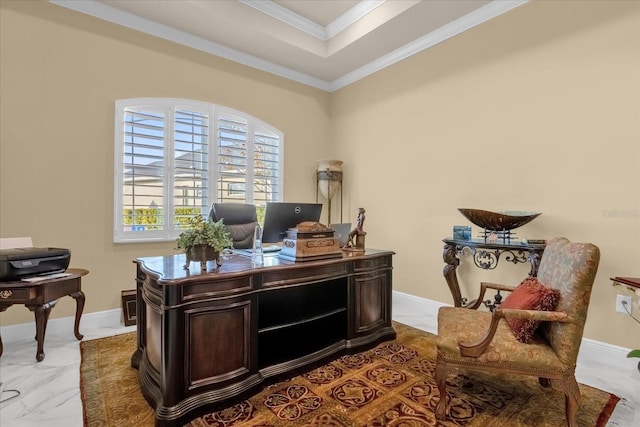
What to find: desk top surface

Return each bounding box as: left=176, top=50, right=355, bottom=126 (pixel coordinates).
left=136, top=249, right=394, bottom=282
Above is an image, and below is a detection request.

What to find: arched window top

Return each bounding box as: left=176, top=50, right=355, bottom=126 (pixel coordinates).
left=114, top=98, right=283, bottom=243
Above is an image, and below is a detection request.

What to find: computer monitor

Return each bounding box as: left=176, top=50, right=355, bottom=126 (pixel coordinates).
left=261, top=202, right=323, bottom=243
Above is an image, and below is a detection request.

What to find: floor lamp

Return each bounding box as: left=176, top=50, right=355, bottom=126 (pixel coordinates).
left=316, top=160, right=343, bottom=225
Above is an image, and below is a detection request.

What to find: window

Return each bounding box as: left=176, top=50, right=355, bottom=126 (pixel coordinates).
left=114, top=98, right=283, bottom=243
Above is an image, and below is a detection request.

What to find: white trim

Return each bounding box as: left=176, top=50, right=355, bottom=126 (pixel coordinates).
left=330, top=0, right=528, bottom=91
left=326, top=0, right=385, bottom=39
left=50, top=0, right=332, bottom=92
left=1, top=291, right=635, bottom=373
left=393, top=290, right=448, bottom=312
left=239, top=0, right=326, bottom=40
left=50, top=0, right=527, bottom=92
left=581, top=336, right=633, bottom=358
left=390, top=290, right=635, bottom=364
left=239, top=0, right=385, bottom=41
left=0, top=308, right=126, bottom=344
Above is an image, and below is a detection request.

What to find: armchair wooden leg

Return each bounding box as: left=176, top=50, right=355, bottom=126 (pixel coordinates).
left=565, top=392, right=578, bottom=427
left=564, top=376, right=581, bottom=427
left=434, top=360, right=447, bottom=420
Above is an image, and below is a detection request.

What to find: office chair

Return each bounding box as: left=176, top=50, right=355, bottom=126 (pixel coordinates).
left=208, top=203, right=259, bottom=249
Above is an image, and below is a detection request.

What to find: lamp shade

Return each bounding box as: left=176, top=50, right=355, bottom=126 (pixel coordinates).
left=316, top=160, right=343, bottom=201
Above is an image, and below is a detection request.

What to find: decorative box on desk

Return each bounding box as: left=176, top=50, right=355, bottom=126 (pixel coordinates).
left=279, top=221, right=342, bottom=262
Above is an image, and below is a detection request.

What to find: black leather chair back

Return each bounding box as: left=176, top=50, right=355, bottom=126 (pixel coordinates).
left=209, top=203, right=259, bottom=249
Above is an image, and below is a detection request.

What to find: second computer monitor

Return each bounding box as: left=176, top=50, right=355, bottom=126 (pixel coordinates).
left=261, top=202, right=322, bottom=243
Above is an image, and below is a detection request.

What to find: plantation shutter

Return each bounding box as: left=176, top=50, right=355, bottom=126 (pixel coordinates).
left=217, top=115, right=249, bottom=202
left=253, top=128, right=280, bottom=204
left=122, top=108, right=166, bottom=232
left=216, top=115, right=281, bottom=205
left=173, top=109, right=210, bottom=227
left=115, top=99, right=283, bottom=243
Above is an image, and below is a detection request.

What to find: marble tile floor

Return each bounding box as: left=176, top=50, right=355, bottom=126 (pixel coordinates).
left=0, top=292, right=638, bottom=426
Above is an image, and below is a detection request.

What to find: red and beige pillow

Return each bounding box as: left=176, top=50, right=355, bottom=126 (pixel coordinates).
left=500, top=277, right=560, bottom=343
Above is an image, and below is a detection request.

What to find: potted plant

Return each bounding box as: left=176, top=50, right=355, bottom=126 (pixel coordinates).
left=176, top=215, right=232, bottom=271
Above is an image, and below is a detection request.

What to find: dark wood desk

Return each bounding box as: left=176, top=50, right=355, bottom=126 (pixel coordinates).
left=132, top=250, right=395, bottom=427
left=442, top=238, right=546, bottom=308
left=0, top=268, right=88, bottom=361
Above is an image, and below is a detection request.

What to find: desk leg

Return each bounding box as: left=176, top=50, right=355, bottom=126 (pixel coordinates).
left=29, top=302, right=55, bottom=362
left=71, top=291, right=85, bottom=340
left=443, top=243, right=463, bottom=307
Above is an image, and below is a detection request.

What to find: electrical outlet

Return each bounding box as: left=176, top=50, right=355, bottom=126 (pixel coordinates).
left=616, top=295, right=632, bottom=313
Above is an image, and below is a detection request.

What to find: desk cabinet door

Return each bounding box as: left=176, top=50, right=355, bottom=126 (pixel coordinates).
left=185, top=297, right=255, bottom=390
left=351, top=271, right=391, bottom=336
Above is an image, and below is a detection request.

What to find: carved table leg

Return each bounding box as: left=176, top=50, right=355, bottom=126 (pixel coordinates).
left=443, top=243, right=463, bottom=307
left=29, top=301, right=55, bottom=362
left=527, top=249, right=544, bottom=277
left=71, top=290, right=85, bottom=340
left=0, top=304, right=11, bottom=358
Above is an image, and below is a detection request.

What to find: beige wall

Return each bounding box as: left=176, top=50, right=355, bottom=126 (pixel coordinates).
left=0, top=1, right=331, bottom=324
left=1, top=0, right=638, bottom=349
left=331, top=0, right=640, bottom=349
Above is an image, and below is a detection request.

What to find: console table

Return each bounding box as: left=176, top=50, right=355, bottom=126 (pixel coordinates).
left=610, top=277, right=640, bottom=289
left=132, top=249, right=395, bottom=427
left=442, top=238, right=545, bottom=308
left=0, top=268, right=87, bottom=361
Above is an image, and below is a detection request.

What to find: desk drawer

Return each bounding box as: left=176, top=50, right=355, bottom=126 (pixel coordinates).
left=262, top=263, right=348, bottom=288
left=354, top=255, right=392, bottom=272
left=0, top=286, right=37, bottom=303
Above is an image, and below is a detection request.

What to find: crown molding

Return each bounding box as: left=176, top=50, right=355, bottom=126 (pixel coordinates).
left=326, top=0, right=385, bottom=39
left=50, top=0, right=528, bottom=93
left=50, top=0, right=332, bottom=91
left=239, top=0, right=326, bottom=40
left=239, top=0, right=385, bottom=41
left=329, top=0, right=528, bottom=91
left=238, top=0, right=387, bottom=42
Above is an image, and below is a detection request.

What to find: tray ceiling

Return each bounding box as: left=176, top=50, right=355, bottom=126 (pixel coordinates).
left=51, top=0, right=527, bottom=92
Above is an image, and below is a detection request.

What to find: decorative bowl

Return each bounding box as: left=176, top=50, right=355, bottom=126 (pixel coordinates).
left=458, top=208, right=541, bottom=231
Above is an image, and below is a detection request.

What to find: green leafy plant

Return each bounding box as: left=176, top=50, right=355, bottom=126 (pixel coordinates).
left=176, top=215, right=232, bottom=253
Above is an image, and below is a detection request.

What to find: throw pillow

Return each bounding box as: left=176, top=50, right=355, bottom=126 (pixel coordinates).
left=500, top=277, right=561, bottom=343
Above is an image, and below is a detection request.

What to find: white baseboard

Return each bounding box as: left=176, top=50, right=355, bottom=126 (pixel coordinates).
left=390, top=290, right=633, bottom=364
left=2, top=292, right=632, bottom=366
left=581, top=336, right=631, bottom=357
left=393, top=290, right=449, bottom=311
left=0, top=308, right=124, bottom=343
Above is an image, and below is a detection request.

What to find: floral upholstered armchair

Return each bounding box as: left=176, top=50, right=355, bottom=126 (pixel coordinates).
left=435, top=237, right=600, bottom=427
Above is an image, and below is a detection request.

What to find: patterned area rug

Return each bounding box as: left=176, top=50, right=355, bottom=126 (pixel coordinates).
left=80, top=322, right=619, bottom=426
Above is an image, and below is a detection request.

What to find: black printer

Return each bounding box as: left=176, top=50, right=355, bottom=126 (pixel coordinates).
left=0, top=247, right=71, bottom=281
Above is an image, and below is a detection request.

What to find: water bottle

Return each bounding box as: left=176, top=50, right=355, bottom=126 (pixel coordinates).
left=252, top=225, right=264, bottom=266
